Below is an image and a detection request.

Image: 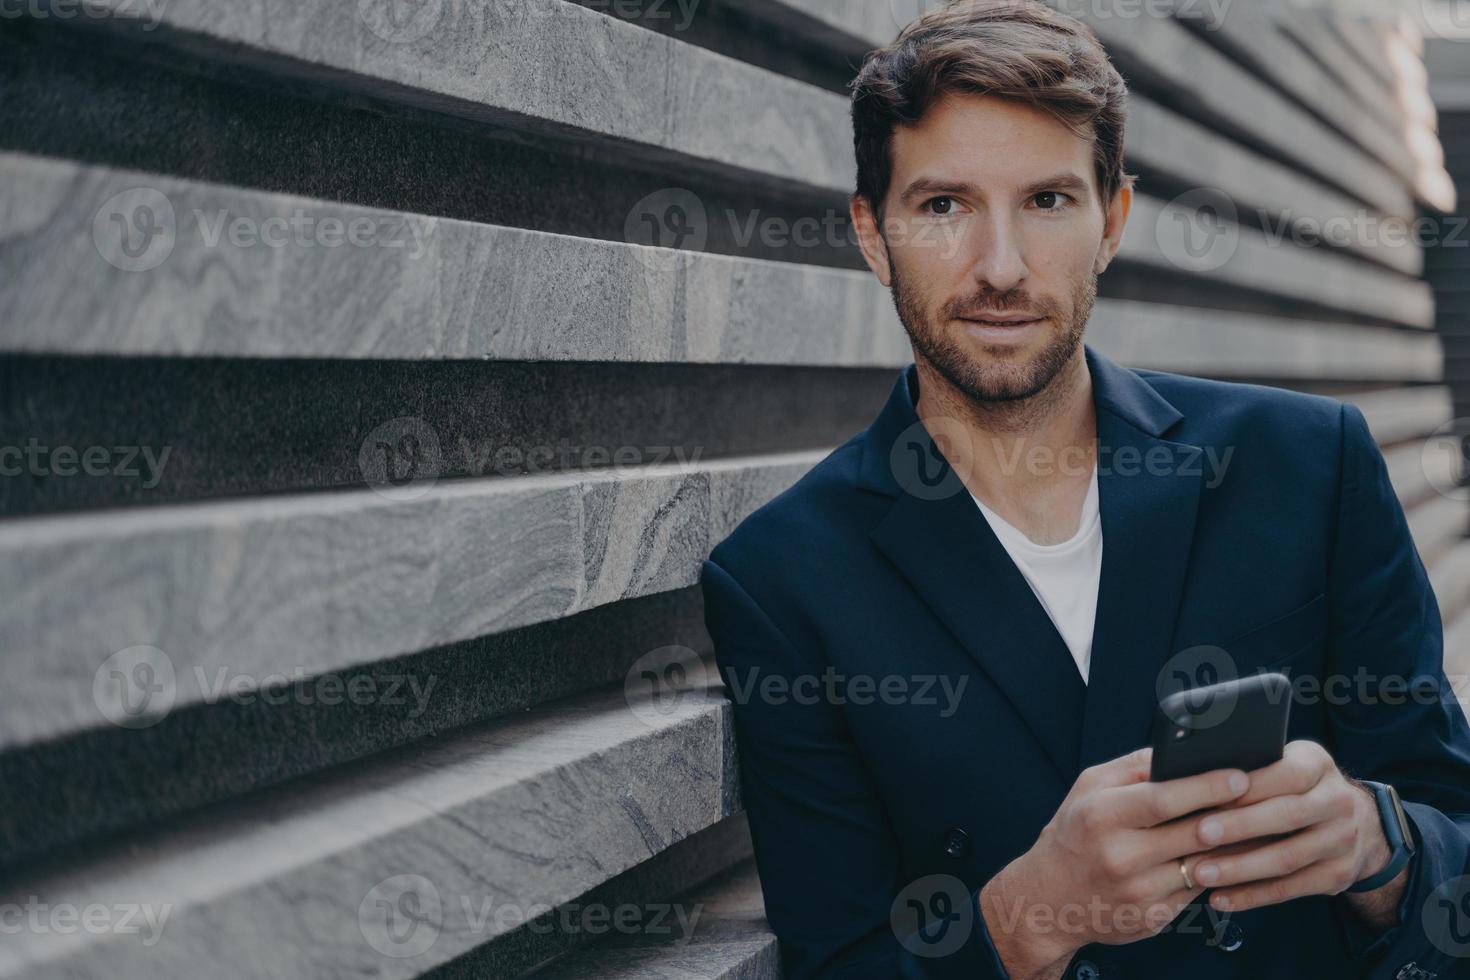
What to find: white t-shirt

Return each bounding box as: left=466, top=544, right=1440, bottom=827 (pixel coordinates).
left=969, top=467, right=1103, bottom=683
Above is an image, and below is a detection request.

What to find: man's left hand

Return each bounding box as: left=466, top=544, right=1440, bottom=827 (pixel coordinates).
left=1180, top=740, right=1407, bottom=927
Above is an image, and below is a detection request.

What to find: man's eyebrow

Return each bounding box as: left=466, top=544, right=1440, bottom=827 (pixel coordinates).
left=896, top=173, right=1093, bottom=205
left=1020, top=173, right=1092, bottom=199
left=897, top=177, right=979, bottom=205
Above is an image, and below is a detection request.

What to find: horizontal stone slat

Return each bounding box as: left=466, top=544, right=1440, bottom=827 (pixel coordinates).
left=526, top=861, right=777, bottom=980
left=1085, top=303, right=1441, bottom=381
left=1122, top=194, right=1434, bottom=328
left=0, top=153, right=1444, bottom=375
left=1340, top=386, right=1452, bottom=445
left=1125, top=98, right=1423, bottom=277
left=43, top=0, right=855, bottom=195
left=1409, top=494, right=1469, bottom=569
left=0, top=152, right=908, bottom=365
left=0, top=451, right=820, bottom=752
left=1172, top=0, right=1434, bottom=201
left=0, top=682, right=736, bottom=979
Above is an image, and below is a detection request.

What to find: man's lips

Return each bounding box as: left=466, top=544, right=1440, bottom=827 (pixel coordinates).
left=957, top=314, right=1047, bottom=326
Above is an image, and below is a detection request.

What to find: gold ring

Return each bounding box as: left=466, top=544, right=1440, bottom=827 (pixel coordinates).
left=1179, top=861, right=1195, bottom=890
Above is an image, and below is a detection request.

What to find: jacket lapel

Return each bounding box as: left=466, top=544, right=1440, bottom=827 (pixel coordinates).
left=1078, top=351, right=1204, bottom=769
left=857, top=346, right=1203, bottom=781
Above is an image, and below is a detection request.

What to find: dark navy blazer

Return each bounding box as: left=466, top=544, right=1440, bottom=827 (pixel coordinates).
left=701, top=346, right=1470, bottom=980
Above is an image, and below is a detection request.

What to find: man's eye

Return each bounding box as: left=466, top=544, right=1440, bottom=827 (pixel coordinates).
left=925, top=196, right=956, bottom=216
left=1033, top=191, right=1068, bottom=210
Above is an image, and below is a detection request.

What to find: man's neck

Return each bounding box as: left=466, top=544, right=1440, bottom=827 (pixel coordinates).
left=913, top=348, right=1098, bottom=545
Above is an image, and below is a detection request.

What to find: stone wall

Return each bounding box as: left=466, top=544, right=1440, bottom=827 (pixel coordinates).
left=0, top=2, right=1463, bottom=977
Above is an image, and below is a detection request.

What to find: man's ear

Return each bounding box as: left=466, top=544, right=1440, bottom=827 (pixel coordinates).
left=850, top=193, right=894, bottom=287
left=1094, top=180, right=1134, bottom=276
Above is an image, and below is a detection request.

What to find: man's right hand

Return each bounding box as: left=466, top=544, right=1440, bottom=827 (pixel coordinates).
left=977, top=747, right=1251, bottom=980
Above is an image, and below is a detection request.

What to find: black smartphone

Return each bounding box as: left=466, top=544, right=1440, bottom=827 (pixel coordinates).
left=1149, top=672, right=1293, bottom=782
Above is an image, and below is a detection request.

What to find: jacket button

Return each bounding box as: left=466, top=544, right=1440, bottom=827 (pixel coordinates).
left=1216, top=921, right=1244, bottom=952
left=941, top=827, right=970, bottom=859
left=1073, top=959, right=1101, bottom=980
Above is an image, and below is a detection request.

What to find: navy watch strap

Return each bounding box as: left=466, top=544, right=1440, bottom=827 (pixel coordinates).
left=1346, top=781, right=1414, bottom=894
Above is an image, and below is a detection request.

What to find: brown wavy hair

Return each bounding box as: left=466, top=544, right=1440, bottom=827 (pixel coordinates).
left=850, top=0, right=1134, bottom=220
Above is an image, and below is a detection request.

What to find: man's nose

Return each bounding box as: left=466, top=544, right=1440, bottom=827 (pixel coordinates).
left=966, top=214, right=1029, bottom=294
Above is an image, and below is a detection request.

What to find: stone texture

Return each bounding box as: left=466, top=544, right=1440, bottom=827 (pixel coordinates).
left=0, top=586, right=712, bottom=869
left=1122, top=193, right=1435, bottom=328
left=526, top=861, right=777, bottom=980
left=0, top=683, right=738, bottom=979
left=0, top=451, right=820, bottom=751
left=0, top=153, right=906, bottom=365
left=67, top=0, right=855, bottom=195
left=1125, top=97, right=1423, bottom=277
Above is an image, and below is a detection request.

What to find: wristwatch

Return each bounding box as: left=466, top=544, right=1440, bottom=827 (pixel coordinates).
left=1346, top=781, right=1416, bottom=893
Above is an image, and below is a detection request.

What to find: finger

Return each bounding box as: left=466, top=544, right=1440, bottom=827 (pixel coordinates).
left=1105, top=766, right=1250, bottom=829
left=1077, top=747, right=1153, bottom=794
left=1224, top=740, right=1333, bottom=808
left=1207, top=858, right=1352, bottom=913
left=1195, top=783, right=1338, bottom=848
left=1189, top=821, right=1349, bottom=890
left=1141, top=817, right=1274, bottom=865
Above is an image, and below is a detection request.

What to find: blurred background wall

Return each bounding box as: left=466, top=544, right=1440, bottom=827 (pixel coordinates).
left=0, top=0, right=1466, bottom=976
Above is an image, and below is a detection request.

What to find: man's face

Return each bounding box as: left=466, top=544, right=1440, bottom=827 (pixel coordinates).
left=854, top=91, right=1130, bottom=403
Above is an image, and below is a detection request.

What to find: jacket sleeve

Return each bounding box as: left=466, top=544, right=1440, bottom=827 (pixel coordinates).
left=701, top=556, right=1014, bottom=980
left=1323, top=402, right=1470, bottom=979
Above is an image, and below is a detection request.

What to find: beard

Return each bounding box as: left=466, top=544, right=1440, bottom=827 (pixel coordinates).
left=891, top=261, right=1096, bottom=404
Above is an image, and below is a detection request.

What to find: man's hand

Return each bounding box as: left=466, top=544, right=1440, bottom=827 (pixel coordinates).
left=978, top=747, right=1250, bottom=980
left=1182, top=740, right=1407, bottom=929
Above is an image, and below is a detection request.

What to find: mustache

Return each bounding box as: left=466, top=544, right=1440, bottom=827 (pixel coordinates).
left=945, top=291, right=1059, bottom=319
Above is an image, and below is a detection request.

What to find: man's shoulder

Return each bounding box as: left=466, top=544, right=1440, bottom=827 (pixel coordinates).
left=708, top=429, right=881, bottom=585
left=1132, top=367, right=1347, bottom=443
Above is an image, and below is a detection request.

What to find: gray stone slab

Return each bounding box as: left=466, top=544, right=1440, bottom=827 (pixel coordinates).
left=0, top=153, right=1444, bottom=368
left=0, top=682, right=737, bottom=979
left=1121, top=193, right=1434, bottom=328
left=1057, top=1, right=1418, bottom=220
left=1167, top=0, right=1432, bottom=202
left=1126, top=97, right=1424, bottom=277
left=1085, top=301, right=1442, bottom=381
left=0, top=152, right=906, bottom=365
left=526, top=861, right=777, bottom=980
left=1408, top=493, right=1469, bottom=568
left=36, top=0, right=854, bottom=195
left=1385, top=436, right=1457, bottom=509
left=0, top=450, right=820, bottom=752
left=1273, top=1, right=1407, bottom=135
left=1339, top=385, right=1453, bottom=444
left=0, top=586, right=713, bottom=869
left=436, top=815, right=757, bottom=979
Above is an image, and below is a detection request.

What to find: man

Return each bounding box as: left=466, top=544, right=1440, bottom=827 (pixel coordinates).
left=698, top=2, right=1470, bottom=978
